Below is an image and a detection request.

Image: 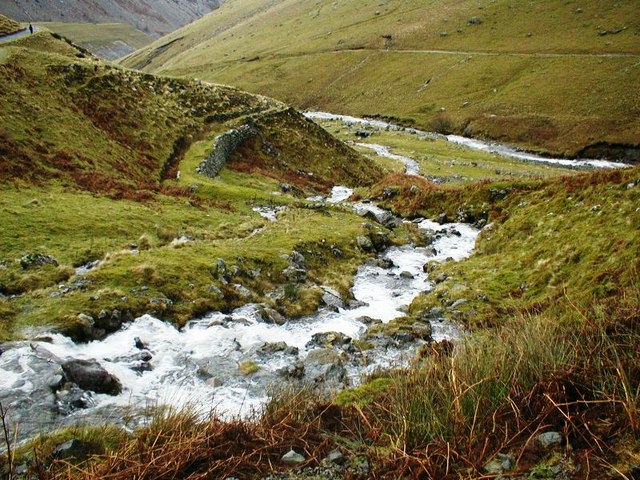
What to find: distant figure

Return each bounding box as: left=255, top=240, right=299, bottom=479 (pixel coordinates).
left=28, top=23, right=33, bottom=34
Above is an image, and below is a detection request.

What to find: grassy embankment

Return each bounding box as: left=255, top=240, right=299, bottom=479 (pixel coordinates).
left=316, top=116, right=584, bottom=185
left=21, top=166, right=639, bottom=479
left=0, top=14, right=21, bottom=36
left=122, top=0, right=640, bottom=158
left=0, top=31, right=384, bottom=341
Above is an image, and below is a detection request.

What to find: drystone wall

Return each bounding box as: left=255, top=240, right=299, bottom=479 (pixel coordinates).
left=196, top=124, right=256, bottom=178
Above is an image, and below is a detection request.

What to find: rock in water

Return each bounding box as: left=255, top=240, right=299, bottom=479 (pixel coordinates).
left=62, top=359, right=122, bottom=395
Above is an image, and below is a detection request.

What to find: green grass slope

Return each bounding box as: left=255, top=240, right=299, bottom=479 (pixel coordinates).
left=122, top=0, right=640, bottom=159
left=0, top=32, right=383, bottom=340
left=40, top=22, right=154, bottom=60
left=0, top=14, right=20, bottom=35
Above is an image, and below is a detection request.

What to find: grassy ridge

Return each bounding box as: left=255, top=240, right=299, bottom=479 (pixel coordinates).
left=0, top=32, right=383, bottom=340
left=122, top=0, right=640, bottom=157
left=0, top=14, right=20, bottom=36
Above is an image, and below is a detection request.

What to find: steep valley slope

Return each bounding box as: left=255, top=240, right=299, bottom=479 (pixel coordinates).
left=122, top=0, right=640, bottom=160
left=0, top=0, right=222, bottom=37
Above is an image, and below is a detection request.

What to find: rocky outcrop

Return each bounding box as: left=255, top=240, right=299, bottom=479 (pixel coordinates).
left=196, top=125, right=257, bottom=178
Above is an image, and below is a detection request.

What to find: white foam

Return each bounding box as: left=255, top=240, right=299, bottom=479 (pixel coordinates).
left=356, top=142, right=420, bottom=175
left=305, top=111, right=630, bottom=170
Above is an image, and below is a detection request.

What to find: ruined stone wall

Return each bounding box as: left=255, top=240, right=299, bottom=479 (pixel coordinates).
left=196, top=124, right=256, bottom=178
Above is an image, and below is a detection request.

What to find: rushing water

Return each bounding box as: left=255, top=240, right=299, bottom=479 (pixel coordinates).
left=304, top=111, right=630, bottom=170
left=355, top=142, right=420, bottom=175
left=0, top=193, right=478, bottom=440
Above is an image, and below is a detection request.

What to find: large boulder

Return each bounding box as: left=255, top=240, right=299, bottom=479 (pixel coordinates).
left=62, top=359, right=122, bottom=395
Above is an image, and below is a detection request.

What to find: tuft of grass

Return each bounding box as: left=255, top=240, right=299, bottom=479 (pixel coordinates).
left=239, top=359, right=260, bottom=375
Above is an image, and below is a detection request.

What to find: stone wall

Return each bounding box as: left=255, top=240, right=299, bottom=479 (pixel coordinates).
left=196, top=124, right=256, bottom=178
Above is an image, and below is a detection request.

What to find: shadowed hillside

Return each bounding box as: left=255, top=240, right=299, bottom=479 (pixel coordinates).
left=0, top=0, right=221, bottom=37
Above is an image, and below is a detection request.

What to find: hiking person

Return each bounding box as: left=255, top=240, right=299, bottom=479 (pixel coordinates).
left=29, top=23, right=33, bottom=34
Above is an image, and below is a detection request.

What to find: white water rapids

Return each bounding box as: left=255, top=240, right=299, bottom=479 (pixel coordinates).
left=0, top=190, right=478, bottom=439
left=305, top=111, right=630, bottom=170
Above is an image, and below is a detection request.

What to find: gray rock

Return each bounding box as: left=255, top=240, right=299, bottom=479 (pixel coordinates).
left=308, top=331, right=352, bottom=348
left=370, top=257, right=395, bottom=269
left=392, top=332, right=416, bottom=344
left=212, top=258, right=228, bottom=281
left=536, top=431, right=563, bottom=448
left=95, top=309, right=123, bottom=332
left=356, top=235, right=374, bottom=252
left=322, top=288, right=344, bottom=310
left=281, top=449, right=306, bottom=465
left=76, top=313, right=95, bottom=338
left=417, top=307, right=445, bottom=321
left=435, top=213, right=449, bottom=224
left=423, top=261, right=439, bottom=273
left=467, top=16, right=483, bottom=25
left=259, top=341, right=298, bottom=356
left=206, top=377, right=224, bottom=388
left=20, top=253, right=58, bottom=269
left=283, top=266, right=307, bottom=283
left=399, top=271, right=414, bottom=279
left=62, top=359, right=122, bottom=395
left=259, top=306, right=286, bottom=325
left=323, top=449, right=345, bottom=465
left=52, top=439, right=92, bottom=462
left=304, top=348, right=347, bottom=386
left=410, top=323, right=433, bottom=340
left=56, top=384, right=93, bottom=414
left=450, top=298, right=467, bottom=308
left=357, top=315, right=381, bottom=325
left=277, top=361, right=305, bottom=379
left=233, top=284, right=252, bottom=298
left=288, top=250, right=307, bottom=269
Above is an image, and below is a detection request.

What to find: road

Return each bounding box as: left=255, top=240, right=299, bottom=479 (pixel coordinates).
left=0, top=25, right=40, bottom=45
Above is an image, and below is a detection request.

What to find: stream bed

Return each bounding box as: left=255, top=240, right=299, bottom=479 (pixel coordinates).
left=0, top=195, right=478, bottom=441
left=305, top=111, right=630, bottom=170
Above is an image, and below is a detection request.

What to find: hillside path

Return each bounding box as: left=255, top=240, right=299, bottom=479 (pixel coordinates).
left=381, top=47, right=639, bottom=59
left=263, top=46, right=639, bottom=61
left=0, top=25, right=40, bottom=45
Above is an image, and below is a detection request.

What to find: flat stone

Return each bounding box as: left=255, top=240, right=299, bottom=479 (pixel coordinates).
left=281, top=449, right=306, bottom=464
left=536, top=431, right=563, bottom=448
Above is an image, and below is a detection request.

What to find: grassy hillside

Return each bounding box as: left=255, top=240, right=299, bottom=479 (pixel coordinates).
left=40, top=22, right=154, bottom=60
left=0, top=14, right=20, bottom=35
left=122, top=0, right=640, bottom=158
left=0, top=31, right=383, bottom=340
left=25, top=167, right=640, bottom=479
